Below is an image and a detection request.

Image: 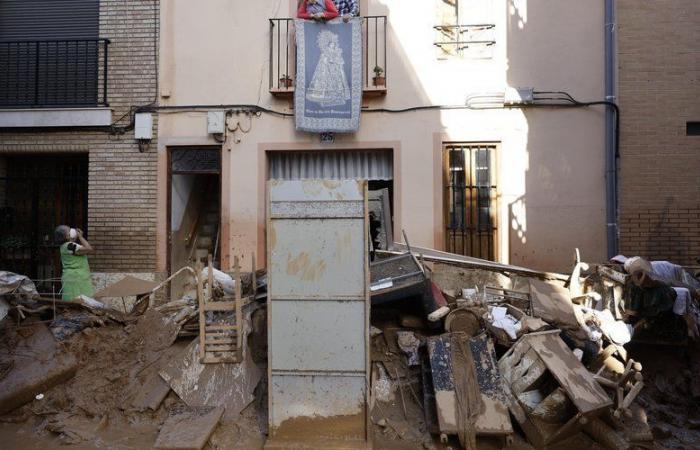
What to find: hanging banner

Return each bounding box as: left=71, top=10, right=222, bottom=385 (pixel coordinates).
left=294, top=18, right=362, bottom=133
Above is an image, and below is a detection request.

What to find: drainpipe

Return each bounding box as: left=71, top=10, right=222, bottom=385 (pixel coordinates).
left=604, top=0, right=618, bottom=258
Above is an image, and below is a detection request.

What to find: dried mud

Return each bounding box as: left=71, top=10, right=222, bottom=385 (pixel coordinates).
left=0, top=313, right=267, bottom=450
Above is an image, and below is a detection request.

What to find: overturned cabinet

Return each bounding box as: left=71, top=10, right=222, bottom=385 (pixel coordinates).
left=266, top=180, right=371, bottom=449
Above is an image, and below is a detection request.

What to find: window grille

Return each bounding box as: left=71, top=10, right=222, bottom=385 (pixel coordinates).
left=444, top=144, right=497, bottom=260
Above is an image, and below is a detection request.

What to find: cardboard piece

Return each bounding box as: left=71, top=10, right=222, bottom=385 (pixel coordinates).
left=93, top=275, right=158, bottom=298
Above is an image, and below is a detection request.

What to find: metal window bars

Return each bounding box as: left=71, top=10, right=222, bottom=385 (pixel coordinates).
left=0, top=38, right=110, bottom=108
left=433, top=24, right=495, bottom=59
left=268, top=16, right=387, bottom=94
left=445, top=144, right=497, bottom=260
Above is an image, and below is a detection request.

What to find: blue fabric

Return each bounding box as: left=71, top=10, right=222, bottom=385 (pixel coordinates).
left=334, top=0, right=359, bottom=16
left=295, top=18, right=362, bottom=133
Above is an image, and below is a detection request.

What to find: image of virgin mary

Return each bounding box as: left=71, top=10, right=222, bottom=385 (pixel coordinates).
left=306, top=30, right=351, bottom=107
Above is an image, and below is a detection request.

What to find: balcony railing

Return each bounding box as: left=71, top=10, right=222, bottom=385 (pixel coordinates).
left=0, top=38, right=110, bottom=108
left=269, top=16, right=387, bottom=97
left=434, top=24, right=495, bottom=59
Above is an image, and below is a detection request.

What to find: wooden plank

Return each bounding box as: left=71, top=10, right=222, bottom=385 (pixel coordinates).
left=131, top=373, right=171, bottom=411
left=528, top=279, right=579, bottom=329
left=234, top=256, right=243, bottom=353
left=203, top=301, right=236, bottom=311
left=196, top=263, right=206, bottom=363
left=526, top=333, right=613, bottom=414
left=205, top=344, right=238, bottom=352
left=154, top=406, right=224, bottom=450
left=204, top=337, right=237, bottom=345
left=207, top=254, right=214, bottom=299
left=204, top=324, right=238, bottom=332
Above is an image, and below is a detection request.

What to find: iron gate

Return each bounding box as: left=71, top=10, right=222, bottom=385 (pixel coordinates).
left=0, top=154, right=88, bottom=295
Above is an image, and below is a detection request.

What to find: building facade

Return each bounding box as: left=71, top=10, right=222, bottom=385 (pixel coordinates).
left=158, top=0, right=610, bottom=275
left=0, top=0, right=160, bottom=291
left=617, top=0, right=700, bottom=265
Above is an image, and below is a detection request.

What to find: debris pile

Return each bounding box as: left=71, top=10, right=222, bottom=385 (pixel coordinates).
left=2, top=242, right=700, bottom=449
left=368, top=245, right=700, bottom=449
left=0, top=257, right=267, bottom=450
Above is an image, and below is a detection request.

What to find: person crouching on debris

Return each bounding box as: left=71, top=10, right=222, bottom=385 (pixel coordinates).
left=297, top=0, right=339, bottom=21
left=54, top=225, right=95, bottom=301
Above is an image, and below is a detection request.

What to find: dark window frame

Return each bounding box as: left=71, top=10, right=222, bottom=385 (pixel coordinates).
left=443, top=143, right=498, bottom=260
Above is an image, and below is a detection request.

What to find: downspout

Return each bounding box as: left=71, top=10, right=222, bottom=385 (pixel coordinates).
left=604, top=0, right=618, bottom=258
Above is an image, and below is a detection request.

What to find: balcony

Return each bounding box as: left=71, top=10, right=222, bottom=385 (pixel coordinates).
left=0, top=38, right=110, bottom=109
left=269, top=16, right=387, bottom=98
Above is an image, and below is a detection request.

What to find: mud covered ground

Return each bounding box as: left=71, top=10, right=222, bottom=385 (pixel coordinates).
left=630, top=342, right=700, bottom=449
left=0, top=316, right=267, bottom=450
left=2, top=313, right=700, bottom=449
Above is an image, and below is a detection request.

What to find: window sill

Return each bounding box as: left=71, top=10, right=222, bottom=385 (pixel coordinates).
left=0, top=107, right=112, bottom=128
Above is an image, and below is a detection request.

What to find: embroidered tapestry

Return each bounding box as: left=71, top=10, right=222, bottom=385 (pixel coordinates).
left=295, top=18, right=362, bottom=133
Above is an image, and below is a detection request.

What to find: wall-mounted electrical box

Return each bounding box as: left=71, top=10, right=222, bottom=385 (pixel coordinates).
left=134, top=113, right=153, bottom=140
left=207, top=110, right=225, bottom=134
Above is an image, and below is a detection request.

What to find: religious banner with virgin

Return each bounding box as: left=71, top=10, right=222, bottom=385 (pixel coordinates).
left=294, top=18, right=362, bottom=133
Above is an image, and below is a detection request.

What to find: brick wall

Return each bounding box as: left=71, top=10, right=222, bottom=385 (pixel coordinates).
left=617, top=0, right=700, bottom=265
left=0, top=0, right=159, bottom=273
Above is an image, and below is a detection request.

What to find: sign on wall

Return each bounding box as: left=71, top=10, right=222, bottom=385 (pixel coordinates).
left=294, top=18, right=362, bottom=133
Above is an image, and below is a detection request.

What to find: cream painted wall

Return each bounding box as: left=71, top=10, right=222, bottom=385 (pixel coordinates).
left=157, top=0, right=606, bottom=273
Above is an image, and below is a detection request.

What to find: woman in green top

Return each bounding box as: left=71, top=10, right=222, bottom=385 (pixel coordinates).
left=54, top=225, right=95, bottom=300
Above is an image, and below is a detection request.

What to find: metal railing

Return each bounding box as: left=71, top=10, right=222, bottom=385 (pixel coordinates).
left=0, top=38, right=110, bottom=108
left=434, top=24, right=495, bottom=58
left=269, top=16, right=387, bottom=93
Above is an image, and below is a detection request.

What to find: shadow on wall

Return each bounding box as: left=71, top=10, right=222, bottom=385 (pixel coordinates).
left=505, top=0, right=606, bottom=272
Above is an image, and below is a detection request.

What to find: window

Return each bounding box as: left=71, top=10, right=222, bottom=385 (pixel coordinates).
left=0, top=0, right=105, bottom=108
left=444, top=144, right=497, bottom=260
left=687, top=122, right=700, bottom=136
left=434, top=0, right=495, bottom=59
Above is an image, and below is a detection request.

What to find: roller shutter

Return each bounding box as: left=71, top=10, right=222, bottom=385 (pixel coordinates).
left=0, top=0, right=98, bottom=41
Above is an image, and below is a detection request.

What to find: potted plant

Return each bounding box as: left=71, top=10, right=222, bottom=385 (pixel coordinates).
left=372, top=66, right=385, bottom=87
left=279, top=74, right=293, bottom=88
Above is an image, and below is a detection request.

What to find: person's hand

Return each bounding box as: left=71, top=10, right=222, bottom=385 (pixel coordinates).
left=76, top=228, right=84, bottom=238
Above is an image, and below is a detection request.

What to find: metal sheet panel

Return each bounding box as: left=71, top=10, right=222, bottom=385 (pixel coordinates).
left=270, top=300, right=366, bottom=371
left=270, top=374, right=366, bottom=429
left=268, top=218, right=365, bottom=299
left=267, top=179, right=369, bottom=445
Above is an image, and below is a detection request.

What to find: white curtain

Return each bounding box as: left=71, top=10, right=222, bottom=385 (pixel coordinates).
left=268, top=150, right=393, bottom=180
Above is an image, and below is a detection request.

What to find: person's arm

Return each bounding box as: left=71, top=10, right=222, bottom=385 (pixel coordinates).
left=297, top=1, right=312, bottom=19
left=322, top=0, right=339, bottom=19
left=74, top=229, right=93, bottom=255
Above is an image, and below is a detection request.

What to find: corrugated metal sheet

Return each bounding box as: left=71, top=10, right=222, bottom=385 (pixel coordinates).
left=268, top=150, right=393, bottom=181
left=267, top=179, right=370, bottom=445
left=0, top=0, right=98, bottom=41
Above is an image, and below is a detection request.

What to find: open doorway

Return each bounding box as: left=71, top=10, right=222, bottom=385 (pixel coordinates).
left=267, top=149, right=395, bottom=252
left=168, top=147, right=221, bottom=300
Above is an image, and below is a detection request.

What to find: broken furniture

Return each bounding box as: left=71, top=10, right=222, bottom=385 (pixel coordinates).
left=368, top=187, right=393, bottom=252
left=370, top=251, right=427, bottom=305
left=266, top=179, right=371, bottom=449
left=197, top=254, right=249, bottom=364
left=498, top=330, right=613, bottom=448
left=426, top=332, right=513, bottom=447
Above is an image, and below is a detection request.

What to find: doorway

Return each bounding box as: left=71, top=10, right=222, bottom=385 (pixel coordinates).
left=0, top=154, right=88, bottom=295
left=168, top=147, right=221, bottom=300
